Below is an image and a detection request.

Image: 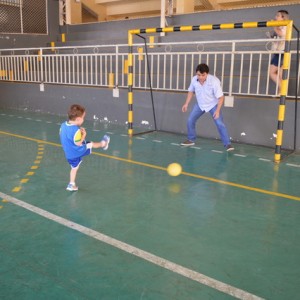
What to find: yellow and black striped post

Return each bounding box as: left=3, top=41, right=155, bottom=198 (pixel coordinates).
left=128, top=31, right=134, bottom=136
left=127, top=20, right=293, bottom=161
left=269, top=20, right=293, bottom=163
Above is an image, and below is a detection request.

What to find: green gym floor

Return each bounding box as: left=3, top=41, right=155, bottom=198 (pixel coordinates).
left=0, top=108, right=300, bottom=300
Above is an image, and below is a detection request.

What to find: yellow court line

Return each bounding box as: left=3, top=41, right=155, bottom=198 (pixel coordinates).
left=12, top=186, right=22, bottom=192
left=0, top=130, right=299, bottom=202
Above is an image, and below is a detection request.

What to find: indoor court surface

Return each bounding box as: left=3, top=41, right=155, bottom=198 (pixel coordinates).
left=0, top=108, right=300, bottom=300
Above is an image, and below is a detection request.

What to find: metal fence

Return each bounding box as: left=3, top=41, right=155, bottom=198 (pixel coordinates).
left=0, top=0, right=48, bottom=34
left=0, top=38, right=299, bottom=97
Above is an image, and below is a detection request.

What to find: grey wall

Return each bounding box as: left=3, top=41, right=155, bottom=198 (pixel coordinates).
left=0, top=2, right=299, bottom=150
left=0, top=82, right=298, bottom=150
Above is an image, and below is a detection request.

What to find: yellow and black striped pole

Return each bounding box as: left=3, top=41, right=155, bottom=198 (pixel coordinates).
left=128, top=31, right=134, bottom=136
left=269, top=20, right=293, bottom=163
left=127, top=20, right=293, bottom=161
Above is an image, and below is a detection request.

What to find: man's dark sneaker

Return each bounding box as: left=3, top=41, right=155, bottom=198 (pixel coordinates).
left=226, top=144, right=234, bottom=151
left=181, top=140, right=195, bottom=146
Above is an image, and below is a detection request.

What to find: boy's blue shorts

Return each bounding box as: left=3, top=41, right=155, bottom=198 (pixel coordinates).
left=67, top=148, right=91, bottom=168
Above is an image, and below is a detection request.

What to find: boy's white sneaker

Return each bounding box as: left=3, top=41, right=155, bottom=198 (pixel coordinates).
left=66, top=183, right=78, bottom=191
left=102, top=135, right=110, bottom=150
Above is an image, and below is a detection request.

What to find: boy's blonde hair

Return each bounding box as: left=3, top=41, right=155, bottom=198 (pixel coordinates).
left=68, top=104, right=85, bottom=120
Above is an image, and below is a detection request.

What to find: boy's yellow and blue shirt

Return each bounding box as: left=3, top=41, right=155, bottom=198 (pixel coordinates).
left=60, top=121, right=87, bottom=159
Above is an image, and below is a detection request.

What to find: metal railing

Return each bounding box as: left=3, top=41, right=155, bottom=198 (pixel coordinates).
left=0, top=38, right=299, bottom=97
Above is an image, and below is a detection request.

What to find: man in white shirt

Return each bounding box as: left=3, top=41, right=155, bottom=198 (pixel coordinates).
left=181, top=63, right=234, bottom=151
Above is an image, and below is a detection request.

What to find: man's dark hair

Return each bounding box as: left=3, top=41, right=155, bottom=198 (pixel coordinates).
left=278, top=10, right=289, bottom=20
left=196, top=63, right=209, bottom=74
left=278, top=9, right=289, bottom=15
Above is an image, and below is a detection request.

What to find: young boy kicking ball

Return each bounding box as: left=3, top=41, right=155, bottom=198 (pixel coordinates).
left=60, top=104, right=110, bottom=191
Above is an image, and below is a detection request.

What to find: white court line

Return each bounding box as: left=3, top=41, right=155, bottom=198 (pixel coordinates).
left=191, top=146, right=201, bottom=149
left=234, top=154, right=247, bottom=158
left=258, top=158, right=271, bottom=162
left=212, top=150, right=223, bottom=153
left=286, top=163, right=300, bottom=168
left=171, top=143, right=180, bottom=146
left=135, top=137, right=145, bottom=140
left=152, top=140, right=162, bottom=143
left=0, top=191, right=263, bottom=300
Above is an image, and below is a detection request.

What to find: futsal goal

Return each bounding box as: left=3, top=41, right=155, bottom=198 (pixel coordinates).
left=127, top=20, right=293, bottom=163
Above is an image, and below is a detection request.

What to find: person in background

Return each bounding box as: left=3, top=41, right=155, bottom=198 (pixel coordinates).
left=269, top=9, right=289, bottom=94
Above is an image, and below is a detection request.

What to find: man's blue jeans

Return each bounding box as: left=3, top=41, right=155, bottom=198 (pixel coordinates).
left=187, top=103, right=231, bottom=146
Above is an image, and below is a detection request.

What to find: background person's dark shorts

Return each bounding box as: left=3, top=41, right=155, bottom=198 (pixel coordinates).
left=271, top=54, right=283, bottom=67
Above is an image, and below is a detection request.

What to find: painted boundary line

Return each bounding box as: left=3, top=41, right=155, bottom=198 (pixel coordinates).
left=0, top=130, right=299, bottom=202
left=0, top=191, right=264, bottom=300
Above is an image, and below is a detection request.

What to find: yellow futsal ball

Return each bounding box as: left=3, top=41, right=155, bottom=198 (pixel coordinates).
left=167, top=163, right=182, bottom=177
